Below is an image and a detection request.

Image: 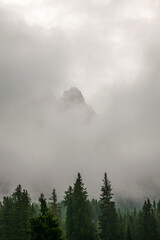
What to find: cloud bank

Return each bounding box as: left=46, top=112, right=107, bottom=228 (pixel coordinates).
left=0, top=0, right=160, bottom=200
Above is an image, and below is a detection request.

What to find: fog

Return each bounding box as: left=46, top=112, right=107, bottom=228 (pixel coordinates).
left=0, top=0, right=160, bottom=201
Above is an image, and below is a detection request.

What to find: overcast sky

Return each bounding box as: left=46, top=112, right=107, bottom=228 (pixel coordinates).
left=0, top=0, right=160, bottom=201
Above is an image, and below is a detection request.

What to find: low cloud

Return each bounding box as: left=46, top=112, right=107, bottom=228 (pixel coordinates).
left=0, top=1, right=160, bottom=201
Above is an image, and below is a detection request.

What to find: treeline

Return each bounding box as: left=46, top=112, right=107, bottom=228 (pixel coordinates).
left=0, top=173, right=160, bottom=240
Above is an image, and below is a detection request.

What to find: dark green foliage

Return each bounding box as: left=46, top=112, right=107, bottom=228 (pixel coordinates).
left=39, top=193, right=48, bottom=216
left=142, top=199, right=157, bottom=240
left=117, top=209, right=125, bottom=240
left=64, top=173, right=97, bottom=240
left=99, top=173, right=118, bottom=240
left=30, top=214, right=64, bottom=240
left=12, top=185, right=32, bottom=240
left=30, top=203, right=40, bottom=217
left=49, top=188, right=60, bottom=219
left=1, top=175, right=160, bottom=240
left=0, top=184, right=32, bottom=240
left=156, top=200, right=160, bottom=239
left=30, top=193, right=64, bottom=240
left=125, top=223, right=132, bottom=240
left=0, top=196, right=14, bottom=240
left=90, top=199, right=100, bottom=227
left=57, top=201, right=66, bottom=234
left=64, top=186, right=74, bottom=240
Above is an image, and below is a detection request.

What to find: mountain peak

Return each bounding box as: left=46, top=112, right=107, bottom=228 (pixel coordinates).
left=58, top=87, right=95, bottom=122
left=62, top=87, right=85, bottom=105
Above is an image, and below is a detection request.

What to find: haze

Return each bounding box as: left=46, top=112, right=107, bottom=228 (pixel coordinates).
left=0, top=0, right=160, bottom=200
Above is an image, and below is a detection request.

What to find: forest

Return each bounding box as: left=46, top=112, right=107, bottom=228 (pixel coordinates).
left=0, top=172, right=160, bottom=240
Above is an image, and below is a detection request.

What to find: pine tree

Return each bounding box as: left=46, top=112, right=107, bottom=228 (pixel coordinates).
left=39, top=193, right=48, bottom=216
left=99, top=173, right=118, bottom=240
left=90, top=199, right=100, bottom=227
left=30, top=193, right=64, bottom=240
left=125, top=223, right=132, bottom=240
left=12, top=184, right=32, bottom=240
left=49, top=188, right=59, bottom=219
left=142, top=199, right=157, bottom=240
left=0, top=196, right=14, bottom=240
left=64, top=173, right=97, bottom=240
left=117, top=209, right=125, bottom=240
left=156, top=200, right=160, bottom=239
left=64, top=186, right=74, bottom=240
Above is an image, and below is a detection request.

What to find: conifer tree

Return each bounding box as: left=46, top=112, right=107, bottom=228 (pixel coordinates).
left=64, top=173, right=97, bottom=240
left=12, top=184, right=32, bottom=240
left=142, top=199, right=157, bottom=240
left=125, top=223, right=132, bottom=240
left=64, top=186, right=74, bottom=240
left=117, top=209, right=125, bottom=240
left=49, top=188, right=59, bottom=218
left=30, top=193, right=64, bottom=240
left=0, top=196, right=14, bottom=240
left=156, top=200, right=160, bottom=239
left=99, top=173, right=118, bottom=240
left=39, top=193, right=48, bottom=216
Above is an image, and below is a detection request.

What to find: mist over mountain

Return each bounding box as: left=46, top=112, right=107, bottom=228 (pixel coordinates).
left=58, top=87, right=95, bottom=122
left=0, top=0, right=160, bottom=202
left=62, top=87, right=85, bottom=105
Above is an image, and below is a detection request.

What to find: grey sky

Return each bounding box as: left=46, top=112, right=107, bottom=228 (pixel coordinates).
left=0, top=0, right=160, bottom=200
